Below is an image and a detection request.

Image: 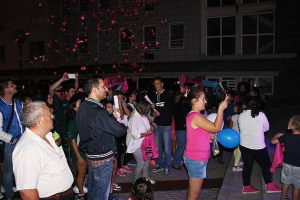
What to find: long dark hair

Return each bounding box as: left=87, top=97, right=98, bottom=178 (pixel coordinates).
left=66, top=92, right=86, bottom=120
left=244, top=96, right=260, bottom=118
left=187, top=87, right=204, bottom=106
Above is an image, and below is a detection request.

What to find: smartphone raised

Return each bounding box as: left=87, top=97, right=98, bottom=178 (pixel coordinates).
left=68, top=73, right=75, bottom=79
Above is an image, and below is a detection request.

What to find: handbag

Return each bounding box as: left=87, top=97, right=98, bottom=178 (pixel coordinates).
left=0, top=100, right=14, bottom=163
left=141, top=131, right=159, bottom=161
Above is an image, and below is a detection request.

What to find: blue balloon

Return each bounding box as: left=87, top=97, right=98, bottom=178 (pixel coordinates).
left=217, top=129, right=240, bottom=148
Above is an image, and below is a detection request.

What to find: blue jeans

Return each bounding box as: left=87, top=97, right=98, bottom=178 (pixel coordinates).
left=4, top=143, right=15, bottom=198
left=154, top=125, right=172, bottom=170
left=173, top=130, right=186, bottom=166
left=87, top=159, right=113, bottom=200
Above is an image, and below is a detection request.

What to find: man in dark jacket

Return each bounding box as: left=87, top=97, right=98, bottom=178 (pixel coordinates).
left=76, top=75, right=127, bottom=200
left=151, top=77, right=173, bottom=176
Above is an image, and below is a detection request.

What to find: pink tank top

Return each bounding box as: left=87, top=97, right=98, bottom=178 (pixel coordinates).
left=184, top=112, right=211, bottom=161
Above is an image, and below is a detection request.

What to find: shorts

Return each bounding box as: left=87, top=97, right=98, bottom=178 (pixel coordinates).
left=281, top=163, right=300, bottom=188
left=183, top=155, right=208, bottom=179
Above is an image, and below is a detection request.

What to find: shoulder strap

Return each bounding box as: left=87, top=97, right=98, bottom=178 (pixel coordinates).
left=5, top=100, right=15, bottom=133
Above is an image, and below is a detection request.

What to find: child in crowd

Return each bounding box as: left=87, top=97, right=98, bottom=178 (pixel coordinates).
left=229, top=102, right=243, bottom=172
left=271, top=115, right=300, bottom=200
left=129, top=177, right=154, bottom=200
left=104, top=101, right=122, bottom=192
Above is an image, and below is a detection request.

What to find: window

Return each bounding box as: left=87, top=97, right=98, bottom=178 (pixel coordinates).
left=144, top=25, right=157, bottom=50
left=98, top=0, right=109, bottom=10
left=60, top=35, right=69, bottom=56
left=78, top=32, right=88, bottom=55
left=169, top=23, right=184, bottom=49
left=98, top=30, right=110, bottom=53
left=243, top=0, right=274, bottom=3
left=119, top=28, right=132, bottom=52
left=60, top=0, right=70, bottom=15
left=28, top=41, right=45, bottom=59
left=79, top=0, right=89, bottom=13
left=207, top=0, right=235, bottom=7
left=242, top=13, right=274, bottom=54
left=0, top=45, right=4, bottom=61
left=29, top=18, right=45, bottom=26
left=207, top=16, right=235, bottom=55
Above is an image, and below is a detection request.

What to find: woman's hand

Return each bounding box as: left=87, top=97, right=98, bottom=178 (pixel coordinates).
left=146, top=130, right=153, bottom=135
left=78, top=156, right=86, bottom=166
left=210, top=133, right=217, bottom=143
left=219, top=95, right=229, bottom=111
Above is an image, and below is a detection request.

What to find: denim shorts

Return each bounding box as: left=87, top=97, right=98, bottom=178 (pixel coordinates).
left=183, top=155, right=208, bottom=179
left=281, top=163, right=300, bottom=188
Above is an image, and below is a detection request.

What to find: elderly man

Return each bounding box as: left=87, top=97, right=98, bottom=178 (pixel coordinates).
left=76, top=75, right=127, bottom=200
left=12, top=102, right=74, bottom=200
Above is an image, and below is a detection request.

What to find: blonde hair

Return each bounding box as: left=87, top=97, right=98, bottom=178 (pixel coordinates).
left=290, top=115, right=300, bottom=131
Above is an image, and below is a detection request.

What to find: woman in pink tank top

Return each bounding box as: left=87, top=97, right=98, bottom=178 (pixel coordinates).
left=184, top=87, right=228, bottom=200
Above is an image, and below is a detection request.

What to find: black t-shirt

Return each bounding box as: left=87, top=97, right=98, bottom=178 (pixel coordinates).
left=151, top=90, right=173, bottom=126
left=173, top=95, right=189, bottom=130
left=278, top=133, right=300, bottom=167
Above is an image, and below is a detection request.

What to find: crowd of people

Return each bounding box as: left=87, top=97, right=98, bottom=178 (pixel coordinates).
left=0, top=74, right=299, bottom=200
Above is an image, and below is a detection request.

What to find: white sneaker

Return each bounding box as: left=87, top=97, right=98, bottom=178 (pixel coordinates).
left=239, top=162, right=244, bottom=166
left=0, top=192, right=3, bottom=199
left=147, top=177, right=156, bottom=184
left=12, top=187, right=17, bottom=192
left=73, top=186, right=88, bottom=194
left=232, top=166, right=243, bottom=172
left=0, top=186, right=4, bottom=193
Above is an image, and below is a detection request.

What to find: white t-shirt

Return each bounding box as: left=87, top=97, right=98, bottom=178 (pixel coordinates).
left=126, top=111, right=150, bottom=153
left=238, top=110, right=269, bottom=150
left=13, top=128, right=74, bottom=198
left=231, top=114, right=240, bottom=133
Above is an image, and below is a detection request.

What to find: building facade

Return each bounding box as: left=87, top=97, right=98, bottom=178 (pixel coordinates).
left=0, top=0, right=299, bottom=102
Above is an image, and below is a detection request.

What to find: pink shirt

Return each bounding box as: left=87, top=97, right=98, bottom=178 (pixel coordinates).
left=184, top=112, right=211, bottom=161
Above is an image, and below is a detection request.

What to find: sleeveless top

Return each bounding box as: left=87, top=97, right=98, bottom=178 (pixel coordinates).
left=184, top=112, right=210, bottom=161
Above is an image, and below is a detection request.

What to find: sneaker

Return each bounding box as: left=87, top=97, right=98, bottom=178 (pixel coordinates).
left=239, top=161, right=244, bottom=166
left=77, top=194, right=87, bottom=200
left=108, top=194, right=119, bottom=200
left=0, top=193, right=3, bottom=199
left=172, top=165, right=182, bottom=170
left=232, top=166, right=243, bottom=172
left=12, top=187, right=17, bottom=192
left=152, top=166, right=163, bottom=173
left=242, top=184, right=259, bottom=194
left=73, top=186, right=88, bottom=194
left=0, top=186, right=4, bottom=193
left=266, top=182, right=281, bottom=193
left=147, top=177, right=156, bottom=184
left=122, top=165, right=132, bottom=173
left=280, top=195, right=289, bottom=200
left=128, top=159, right=137, bottom=166
left=150, top=160, right=156, bottom=166
left=164, top=168, right=170, bottom=176
left=111, top=183, right=122, bottom=191
left=117, top=168, right=125, bottom=177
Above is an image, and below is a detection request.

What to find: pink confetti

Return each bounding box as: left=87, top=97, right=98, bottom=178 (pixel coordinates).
left=39, top=3, right=42, bottom=6
left=25, top=32, right=30, bottom=36
left=81, top=15, right=85, bottom=20
left=81, top=66, right=86, bottom=70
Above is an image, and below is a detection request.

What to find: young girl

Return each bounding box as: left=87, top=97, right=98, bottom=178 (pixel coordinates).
left=66, top=93, right=87, bottom=200
left=229, top=102, right=243, bottom=172
left=104, top=101, right=122, bottom=192
left=271, top=115, right=300, bottom=200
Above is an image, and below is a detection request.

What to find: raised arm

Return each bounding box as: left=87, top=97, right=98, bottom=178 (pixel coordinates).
left=49, top=74, right=69, bottom=96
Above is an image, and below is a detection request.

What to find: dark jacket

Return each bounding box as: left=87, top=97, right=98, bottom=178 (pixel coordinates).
left=76, top=98, right=127, bottom=161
